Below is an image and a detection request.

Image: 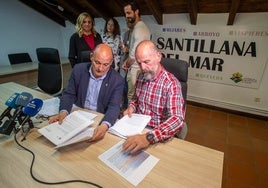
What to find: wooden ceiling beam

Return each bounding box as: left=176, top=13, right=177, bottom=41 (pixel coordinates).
left=144, top=0, right=163, bottom=24
left=187, top=0, right=198, bottom=25
left=54, top=0, right=81, bottom=23
left=54, top=0, right=80, bottom=15
left=227, top=0, right=240, bottom=25
left=83, top=1, right=110, bottom=20
left=19, top=0, right=268, bottom=27
left=18, top=0, right=66, bottom=26
left=114, top=0, right=127, bottom=14
left=36, top=0, right=70, bottom=21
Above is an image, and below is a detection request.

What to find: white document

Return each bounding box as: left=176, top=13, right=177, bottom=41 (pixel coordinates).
left=99, top=140, right=159, bottom=186
left=38, top=97, right=60, bottom=116
left=76, top=110, right=97, bottom=120
left=55, top=127, right=95, bottom=148
left=108, top=113, right=151, bottom=139
left=38, top=111, right=94, bottom=146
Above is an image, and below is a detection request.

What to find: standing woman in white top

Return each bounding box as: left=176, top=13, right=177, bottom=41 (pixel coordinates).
left=102, top=17, right=122, bottom=72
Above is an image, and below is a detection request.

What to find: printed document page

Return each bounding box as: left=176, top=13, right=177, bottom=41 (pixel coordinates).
left=76, top=110, right=97, bottom=120
left=108, top=113, right=151, bottom=139
left=55, top=127, right=95, bottom=148
left=99, top=140, right=159, bottom=186
left=38, top=111, right=94, bottom=146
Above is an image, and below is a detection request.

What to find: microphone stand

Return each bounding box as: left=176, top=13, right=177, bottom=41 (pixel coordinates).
left=15, top=117, right=35, bottom=141
left=21, top=119, right=34, bottom=141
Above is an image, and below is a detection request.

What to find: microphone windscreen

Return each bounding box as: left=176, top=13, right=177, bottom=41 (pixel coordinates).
left=22, top=98, right=43, bottom=117
left=15, top=92, right=33, bottom=106
left=5, top=93, right=20, bottom=109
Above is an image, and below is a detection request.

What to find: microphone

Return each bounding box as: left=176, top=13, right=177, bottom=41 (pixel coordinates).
left=15, top=98, right=43, bottom=133
left=0, top=92, right=33, bottom=135
left=0, top=93, right=20, bottom=124
left=13, top=92, right=34, bottom=123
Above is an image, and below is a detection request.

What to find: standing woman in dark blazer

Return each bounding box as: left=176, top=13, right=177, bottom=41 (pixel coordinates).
left=68, top=12, right=102, bottom=68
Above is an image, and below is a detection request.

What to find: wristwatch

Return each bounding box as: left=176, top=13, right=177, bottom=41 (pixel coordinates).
left=146, top=132, right=155, bottom=144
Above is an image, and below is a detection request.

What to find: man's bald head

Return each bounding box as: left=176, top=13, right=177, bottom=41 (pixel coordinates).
left=91, top=44, right=114, bottom=78
left=135, top=40, right=159, bottom=57
left=135, top=40, right=162, bottom=81
left=93, top=43, right=114, bottom=63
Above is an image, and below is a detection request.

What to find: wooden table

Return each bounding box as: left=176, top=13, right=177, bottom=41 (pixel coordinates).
left=0, top=82, right=224, bottom=188
left=0, top=82, right=52, bottom=112
left=0, top=59, right=72, bottom=88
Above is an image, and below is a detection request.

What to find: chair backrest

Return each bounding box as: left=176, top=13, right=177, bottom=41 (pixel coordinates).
left=8, top=53, right=32, bottom=65
left=36, top=48, right=63, bottom=96
left=160, top=58, right=188, bottom=103
left=81, top=50, right=91, bottom=62
left=36, top=48, right=61, bottom=64
left=160, top=58, right=188, bottom=139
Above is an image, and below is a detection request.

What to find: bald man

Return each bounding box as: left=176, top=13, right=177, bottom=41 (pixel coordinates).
left=49, top=44, right=125, bottom=141
left=123, top=40, right=185, bottom=154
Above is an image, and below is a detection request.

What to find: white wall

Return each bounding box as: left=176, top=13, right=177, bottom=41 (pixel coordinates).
left=0, top=0, right=267, bottom=116
left=0, top=0, right=74, bottom=65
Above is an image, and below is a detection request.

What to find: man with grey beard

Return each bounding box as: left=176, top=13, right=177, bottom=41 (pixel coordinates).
left=122, top=40, right=185, bottom=154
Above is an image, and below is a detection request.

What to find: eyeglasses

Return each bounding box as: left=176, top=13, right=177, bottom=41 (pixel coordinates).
left=35, top=114, right=50, bottom=121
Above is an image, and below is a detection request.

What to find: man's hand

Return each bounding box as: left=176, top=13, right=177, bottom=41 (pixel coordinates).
left=123, top=106, right=134, bottom=117
left=122, top=134, right=150, bottom=154
left=121, top=43, right=129, bottom=53
left=122, top=57, right=135, bottom=72
left=122, top=59, right=129, bottom=72
left=126, top=57, right=134, bottom=68
left=88, top=123, right=108, bottom=142
left=48, top=111, right=68, bottom=124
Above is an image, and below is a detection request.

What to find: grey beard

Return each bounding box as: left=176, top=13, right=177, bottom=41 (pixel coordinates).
left=144, top=72, right=154, bottom=81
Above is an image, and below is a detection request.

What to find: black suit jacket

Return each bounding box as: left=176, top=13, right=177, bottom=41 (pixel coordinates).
left=60, top=63, right=124, bottom=126
left=68, top=33, right=102, bottom=68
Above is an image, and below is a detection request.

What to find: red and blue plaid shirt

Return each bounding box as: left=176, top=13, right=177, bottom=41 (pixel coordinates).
left=129, top=67, right=185, bottom=143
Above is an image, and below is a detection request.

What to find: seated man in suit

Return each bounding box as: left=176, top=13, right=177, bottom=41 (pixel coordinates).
left=122, top=40, right=185, bottom=154
left=49, top=44, right=125, bottom=141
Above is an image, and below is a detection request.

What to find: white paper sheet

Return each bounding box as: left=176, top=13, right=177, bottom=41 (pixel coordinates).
left=38, top=111, right=94, bottom=146
left=76, top=110, right=97, bottom=120
left=108, top=114, right=151, bottom=139
left=99, top=140, right=159, bottom=186
left=55, top=127, right=95, bottom=148
left=38, top=97, right=60, bottom=116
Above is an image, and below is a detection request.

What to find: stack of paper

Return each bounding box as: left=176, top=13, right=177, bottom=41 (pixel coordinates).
left=108, top=113, right=151, bottom=139
left=38, top=110, right=96, bottom=148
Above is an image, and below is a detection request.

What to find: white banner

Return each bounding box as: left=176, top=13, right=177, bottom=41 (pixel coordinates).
left=151, top=25, right=268, bottom=89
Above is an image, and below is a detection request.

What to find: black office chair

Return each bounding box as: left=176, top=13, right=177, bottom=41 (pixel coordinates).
left=36, top=48, right=63, bottom=96
left=8, top=53, right=32, bottom=65
left=81, top=50, right=92, bottom=62
left=161, top=58, right=188, bottom=139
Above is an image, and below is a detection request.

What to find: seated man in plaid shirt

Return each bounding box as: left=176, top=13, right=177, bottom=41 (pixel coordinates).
left=123, top=40, right=185, bottom=154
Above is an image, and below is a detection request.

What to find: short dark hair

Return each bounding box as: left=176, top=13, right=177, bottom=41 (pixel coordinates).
left=124, top=1, right=140, bottom=16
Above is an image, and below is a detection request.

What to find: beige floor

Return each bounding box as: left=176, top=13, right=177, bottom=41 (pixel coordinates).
left=185, top=104, right=268, bottom=188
